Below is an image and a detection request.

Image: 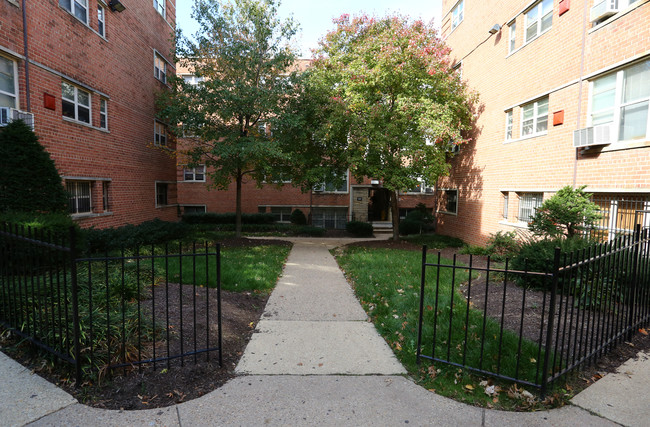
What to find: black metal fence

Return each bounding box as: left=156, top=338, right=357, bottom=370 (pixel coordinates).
left=416, top=225, right=650, bottom=395
left=0, top=224, right=222, bottom=385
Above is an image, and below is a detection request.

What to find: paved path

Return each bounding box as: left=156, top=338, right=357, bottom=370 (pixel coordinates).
left=1, top=237, right=648, bottom=426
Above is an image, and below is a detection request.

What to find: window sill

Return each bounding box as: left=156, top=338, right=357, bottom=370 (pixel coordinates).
left=598, top=138, right=650, bottom=153
left=506, top=27, right=552, bottom=58
left=71, top=211, right=113, bottom=220
left=499, top=220, right=530, bottom=229
left=503, top=131, right=548, bottom=144
left=182, top=180, right=207, bottom=183
left=437, top=210, right=458, bottom=216
left=156, top=204, right=178, bottom=209
left=63, top=116, right=108, bottom=132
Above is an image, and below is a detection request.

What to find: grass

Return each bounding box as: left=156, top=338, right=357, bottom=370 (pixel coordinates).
left=401, top=233, right=465, bottom=248
left=158, top=244, right=290, bottom=293
left=335, top=245, right=562, bottom=410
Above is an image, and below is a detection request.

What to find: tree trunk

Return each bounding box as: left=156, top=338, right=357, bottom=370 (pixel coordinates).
left=390, top=189, right=400, bottom=241
left=235, top=172, right=242, bottom=238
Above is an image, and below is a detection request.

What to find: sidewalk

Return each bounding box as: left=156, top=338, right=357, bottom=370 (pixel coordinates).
left=1, top=237, right=648, bottom=426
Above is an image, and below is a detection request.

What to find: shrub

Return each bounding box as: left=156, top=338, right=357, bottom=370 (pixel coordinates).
left=486, top=231, right=520, bottom=261
left=0, top=120, right=68, bottom=213
left=292, top=226, right=325, bottom=237
left=182, top=212, right=275, bottom=225
left=290, top=209, right=307, bottom=225
left=346, top=221, right=374, bottom=237
left=84, top=219, right=190, bottom=252
left=399, top=218, right=423, bottom=235
left=529, top=185, right=602, bottom=238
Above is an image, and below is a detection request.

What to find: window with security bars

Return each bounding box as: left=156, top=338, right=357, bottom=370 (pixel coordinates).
left=312, top=208, right=348, bottom=229
left=271, top=207, right=292, bottom=223
left=67, top=181, right=91, bottom=214
left=518, top=193, right=543, bottom=223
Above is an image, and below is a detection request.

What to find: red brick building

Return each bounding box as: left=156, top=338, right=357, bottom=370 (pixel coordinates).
left=438, top=0, right=650, bottom=245
left=1, top=0, right=178, bottom=227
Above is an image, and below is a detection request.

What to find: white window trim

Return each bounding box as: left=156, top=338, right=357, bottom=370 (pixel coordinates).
left=520, top=97, right=549, bottom=138
left=62, top=81, right=92, bottom=124
left=524, top=0, right=553, bottom=46
left=451, top=0, right=464, bottom=31
left=154, top=53, right=167, bottom=84
left=0, top=55, right=19, bottom=109
left=508, top=22, right=517, bottom=53
left=99, top=98, right=108, bottom=130
left=154, top=120, right=168, bottom=147
left=183, top=165, right=206, bottom=182
left=154, top=0, right=166, bottom=18
left=59, top=0, right=89, bottom=26
left=517, top=192, right=543, bottom=223
left=97, top=4, right=106, bottom=37
left=320, top=170, right=349, bottom=193
left=587, top=59, right=650, bottom=145
left=505, top=109, right=514, bottom=140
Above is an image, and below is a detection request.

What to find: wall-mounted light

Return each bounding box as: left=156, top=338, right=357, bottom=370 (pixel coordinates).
left=108, top=0, right=126, bottom=12
left=488, top=24, right=501, bottom=34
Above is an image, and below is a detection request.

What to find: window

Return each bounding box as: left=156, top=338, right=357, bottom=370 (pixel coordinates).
left=518, top=193, right=543, bottom=223
left=102, top=181, right=110, bottom=211
left=521, top=97, right=548, bottom=137
left=0, top=56, right=17, bottom=109
left=271, top=207, right=292, bottom=223
left=442, top=189, right=458, bottom=214
left=312, top=208, right=349, bottom=230
left=154, top=121, right=167, bottom=146
left=451, top=0, right=464, bottom=30
left=525, top=0, right=552, bottom=44
left=59, top=0, right=88, bottom=24
left=183, top=205, right=206, bottom=214
left=97, top=5, right=105, bottom=37
left=508, top=22, right=516, bottom=53
left=405, top=179, right=434, bottom=194
left=156, top=183, right=168, bottom=206
left=322, top=171, right=348, bottom=192
left=590, top=59, right=650, bottom=142
left=62, top=82, right=91, bottom=124
left=183, top=75, right=205, bottom=86
left=154, top=0, right=165, bottom=17
left=502, top=192, right=509, bottom=219
left=67, top=181, right=91, bottom=214
left=99, top=98, right=107, bottom=129
left=184, top=165, right=206, bottom=182
left=505, top=109, right=514, bottom=140
left=154, top=54, right=167, bottom=83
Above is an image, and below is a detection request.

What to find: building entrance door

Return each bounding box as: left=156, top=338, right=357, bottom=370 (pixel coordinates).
left=368, top=188, right=391, bottom=222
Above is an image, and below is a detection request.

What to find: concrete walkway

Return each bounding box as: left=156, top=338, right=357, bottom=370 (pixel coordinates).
left=1, top=237, right=648, bottom=426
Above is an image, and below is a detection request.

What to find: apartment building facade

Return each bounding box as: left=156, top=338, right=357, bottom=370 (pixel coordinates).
left=1, top=0, right=178, bottom=227
left=439, top=0, right=650, bottom=245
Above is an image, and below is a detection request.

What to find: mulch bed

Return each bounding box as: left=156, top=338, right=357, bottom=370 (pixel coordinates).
left=1, top=236, right=648, bottom=409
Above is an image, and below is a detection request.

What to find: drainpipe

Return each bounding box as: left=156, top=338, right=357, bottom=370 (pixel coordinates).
left=573, top=0, right=590, bottom=187
left=22, top=0, right=31, bottom=112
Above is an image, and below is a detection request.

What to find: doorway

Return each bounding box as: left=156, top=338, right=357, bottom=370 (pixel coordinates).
left=368, top=188, right=391, bottom=222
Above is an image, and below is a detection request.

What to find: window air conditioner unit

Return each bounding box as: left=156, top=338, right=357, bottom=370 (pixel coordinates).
left=0, top=107, right=10, bottom=126
left=573, top=123, right=613, bottom=148
left=590, top=0, right=618, bottom=22
left=0, top=108, right=35, bottom=130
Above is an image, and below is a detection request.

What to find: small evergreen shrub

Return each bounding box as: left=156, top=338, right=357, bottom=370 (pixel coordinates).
left=399, top=218, right=422, bottom=235
left=182, top=212, right=275, bottom=225
left=290, top=209, right=307, bottom=225
left=486, top=231, right=520, bottom=261
left=292, top=226, right=326, bottom=237
left=346, top=221, right=373, bottom=237
left=84, top=219, right=190, bottom=252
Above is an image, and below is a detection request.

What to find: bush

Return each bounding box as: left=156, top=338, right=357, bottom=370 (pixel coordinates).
left=292, top=226, right=326, bottom=237
left=0, top=120, right=68, bottom=213
left=510, top=236, right=594, bottom=289
left=486, top=231, right=520, bottom=261
left=399, top=218, right=423, bottom=235
left=290, top=209, right=307, bottom=225
left=529, top=186, right=602, bottom=238
left=84, top=219, right=190, bottom=252
left=346, top=221, right=374, bottom=237
left=181, top=212, right=275, bottom=225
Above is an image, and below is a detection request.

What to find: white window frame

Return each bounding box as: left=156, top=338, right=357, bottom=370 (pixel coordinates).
left=524, top=0, right=553, bottom=44
left=59, top=0, right=89, bottom=25
left=505, top=109, right=514, bottom=140
left=182, top=75, right=205, bottom=86
left=154, top=0, right=165, bottom=18
left=588, top=59, right=650, bottom=143
left=0, top=55, right=18, bottom=109
left=520, top=97, right=548, bottom=138
left=184, top=165, right=206, bottom=182
left=312, top=207, right=349, bottom=230
left=97, top=4, right=106, bottom=37
left=322, top=170, right=349, bottom=193
left=154, top=121, right=168, bottom=147
left=154, top=53, right=167, bottom=84
left=518, top=193, right=543, bottom=223
left=508, top=22, right=516, bottom=53
left=502, top=192, right=509, bottom=219
left=62, top=81, right=91, bottom=124
left=451, top=0, right=464, bottom=30
left=67, top=181, right=92, bottom=214
left=99, top=98, right=108, bottom=129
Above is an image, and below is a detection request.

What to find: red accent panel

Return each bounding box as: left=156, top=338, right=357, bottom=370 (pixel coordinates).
left=559, top=0, right=570, bottom=16
left=44, top=93, right=56, bottom=110
left=553, top=110, right=565, bottom=126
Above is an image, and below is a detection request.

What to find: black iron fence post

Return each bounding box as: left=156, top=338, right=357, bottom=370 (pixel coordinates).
left=416, top=245, right=428, bottom=364
left=628, top=224, right=642, bottom=340
left=68, top=227, right=82, bottom=386
left=541, top=247, right=562, bottom=397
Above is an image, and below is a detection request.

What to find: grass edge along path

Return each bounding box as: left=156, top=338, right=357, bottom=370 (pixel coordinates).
left=335, top=245, right=570, bottom=411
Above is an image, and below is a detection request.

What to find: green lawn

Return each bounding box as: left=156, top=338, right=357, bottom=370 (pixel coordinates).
left=335, top=245, right=555, bottom=410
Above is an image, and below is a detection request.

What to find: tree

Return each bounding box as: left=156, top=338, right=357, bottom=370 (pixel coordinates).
left=528, top=185, right=602, bottom=238
left=309, top=15, right=477, bottom=239
left=159, top=0, right=299, bottom=237
left=0, top=120, right=67, bottom=213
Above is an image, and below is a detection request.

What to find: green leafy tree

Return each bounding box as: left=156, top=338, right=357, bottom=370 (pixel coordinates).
left=309, top=15, right=478, bottom=239
left=0, top=120, right=67, bottom=213
left=528, top=185, right=602, bottom=238
left=159, top=0, right=299, bottom=237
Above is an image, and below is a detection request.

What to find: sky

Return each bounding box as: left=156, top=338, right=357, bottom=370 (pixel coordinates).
left=175, top=0, right=443, bottom=58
